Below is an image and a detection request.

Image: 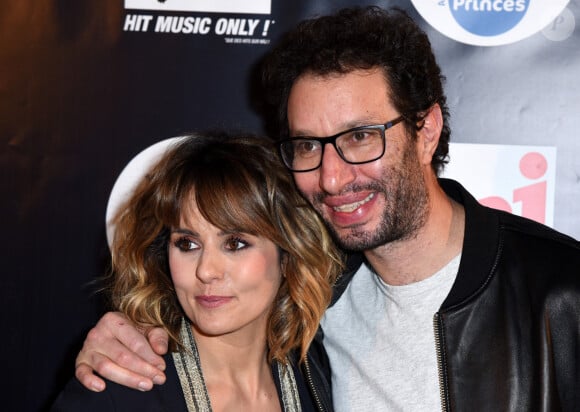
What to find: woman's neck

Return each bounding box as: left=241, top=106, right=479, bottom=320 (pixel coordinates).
left=192, top=326, right=281, bottom=412
left=194, top=327, right=269, bottom=377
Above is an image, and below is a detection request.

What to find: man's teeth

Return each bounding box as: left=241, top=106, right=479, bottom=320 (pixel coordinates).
left=333, top=193, right=374, bottom=212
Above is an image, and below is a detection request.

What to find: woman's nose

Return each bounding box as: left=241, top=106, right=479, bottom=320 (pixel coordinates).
left=195, top=250, right=225, bottom=283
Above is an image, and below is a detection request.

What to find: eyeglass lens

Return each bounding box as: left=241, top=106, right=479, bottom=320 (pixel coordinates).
left=281, top=126, right=385, bottom=171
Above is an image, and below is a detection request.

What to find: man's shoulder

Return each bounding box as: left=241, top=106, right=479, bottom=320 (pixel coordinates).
left=496, top=209, right=580, bottom=255
left=443, top=177, right=580, bottom=259
left=489, top=210, right=580, bottom=303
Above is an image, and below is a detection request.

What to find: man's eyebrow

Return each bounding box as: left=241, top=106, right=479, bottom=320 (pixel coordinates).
left=290, top=118, right=381, bottom=137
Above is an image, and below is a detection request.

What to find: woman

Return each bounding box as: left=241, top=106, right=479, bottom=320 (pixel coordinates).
left=52, top=132, right=342, bottom=411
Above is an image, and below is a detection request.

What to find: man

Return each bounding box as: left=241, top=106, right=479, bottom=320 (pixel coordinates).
left=75, top=7, right=580, bottom=411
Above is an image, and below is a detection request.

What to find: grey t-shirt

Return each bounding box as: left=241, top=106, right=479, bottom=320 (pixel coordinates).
left=320, top=254, right=460, bottom=412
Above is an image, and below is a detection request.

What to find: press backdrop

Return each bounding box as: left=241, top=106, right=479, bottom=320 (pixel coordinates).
left=1, top=1, right=578, bottom=411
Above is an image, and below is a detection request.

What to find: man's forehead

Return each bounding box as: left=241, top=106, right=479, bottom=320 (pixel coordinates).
left=287, top=68, right=396, bottom=135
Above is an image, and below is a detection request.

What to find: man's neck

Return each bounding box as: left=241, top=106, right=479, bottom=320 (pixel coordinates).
left=365, top=184, right=465, bottom=286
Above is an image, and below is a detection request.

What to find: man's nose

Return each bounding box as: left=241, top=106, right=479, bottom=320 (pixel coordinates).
left=319, top=143, right=356, bottom=195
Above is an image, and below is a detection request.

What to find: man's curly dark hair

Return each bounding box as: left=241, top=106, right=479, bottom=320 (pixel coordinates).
left=261, top=6, right=450, bottom=175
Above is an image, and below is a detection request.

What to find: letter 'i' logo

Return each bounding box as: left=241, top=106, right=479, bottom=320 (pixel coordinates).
left=479, top=152, right=547, bottom=223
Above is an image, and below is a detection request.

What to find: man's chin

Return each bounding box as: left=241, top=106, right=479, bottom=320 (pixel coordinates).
left=330, top=228, right=380, bottom=252
left=331, top=223, right=412, bottom=252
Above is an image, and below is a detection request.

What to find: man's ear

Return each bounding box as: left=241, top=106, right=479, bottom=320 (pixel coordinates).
left=417, top=103, right=443, bottom=165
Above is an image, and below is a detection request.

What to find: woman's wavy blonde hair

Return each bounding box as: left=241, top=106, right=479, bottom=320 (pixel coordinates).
left=109, top=131, right=342, bottom=363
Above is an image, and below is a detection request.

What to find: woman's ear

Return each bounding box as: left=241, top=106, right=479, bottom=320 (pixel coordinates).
left=417, top=103, right=443, bottom=165
left=280, top=252, right=289, bottom=278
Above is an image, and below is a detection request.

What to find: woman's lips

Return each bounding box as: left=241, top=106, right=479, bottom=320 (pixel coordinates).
left=195, top=295, right=233, bottom=309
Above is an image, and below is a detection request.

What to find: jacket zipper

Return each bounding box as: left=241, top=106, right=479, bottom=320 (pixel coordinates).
left=433, top=313, right=450, bottom=412
left=304, top=356, right=326, bottom=412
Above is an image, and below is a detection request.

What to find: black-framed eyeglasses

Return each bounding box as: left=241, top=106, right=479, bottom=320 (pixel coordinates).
left=279, top=116, right=405, bottom=172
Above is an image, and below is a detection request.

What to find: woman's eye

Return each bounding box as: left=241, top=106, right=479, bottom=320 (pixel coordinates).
left=225, top=237, right=248, bottom=251
left=174, top=237, right=198, bottom=251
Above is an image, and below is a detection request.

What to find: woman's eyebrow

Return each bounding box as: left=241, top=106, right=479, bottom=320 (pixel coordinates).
left=171, top=227, right=197, bottom=236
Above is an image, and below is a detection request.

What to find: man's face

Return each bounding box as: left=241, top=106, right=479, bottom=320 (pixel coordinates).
left=286, top=68, right=429, bottom=251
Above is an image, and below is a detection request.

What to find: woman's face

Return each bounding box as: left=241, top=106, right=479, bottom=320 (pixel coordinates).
left=168, top=202, right=282, bottom=340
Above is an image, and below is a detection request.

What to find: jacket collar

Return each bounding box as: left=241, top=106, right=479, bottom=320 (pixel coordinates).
left=330, top=252, right=364, bottom=307
left=438, top=178, right=500, bottom=311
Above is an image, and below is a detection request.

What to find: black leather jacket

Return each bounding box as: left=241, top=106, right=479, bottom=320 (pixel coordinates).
left=312, top=178, right=580, bottom=411
left=302, top=336, right=334, bottom=412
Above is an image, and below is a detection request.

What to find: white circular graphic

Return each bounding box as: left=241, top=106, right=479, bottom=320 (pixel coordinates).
left=542, top=8, right=575, bottom=41
left=411, top=0, right=570, bottom=46
left=105, top=137, right=183, bottom=247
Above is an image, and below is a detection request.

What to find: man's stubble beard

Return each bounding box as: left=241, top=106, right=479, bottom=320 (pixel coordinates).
left=313, top=141, right=429, bottom=252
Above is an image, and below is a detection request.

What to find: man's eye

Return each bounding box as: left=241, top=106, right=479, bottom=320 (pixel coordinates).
left=351, top=128, right=381, bottom=142
left=351, top=131, right=370, bottom=141
left=342, top=129, right=381, bottom=147
left=295, top=140, right=319, bottom=155
left=225, top=237, right=248, bottom=251
left=174, top=238, right=198, bottom=251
